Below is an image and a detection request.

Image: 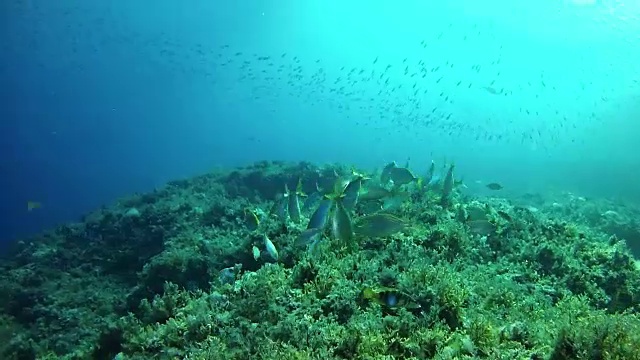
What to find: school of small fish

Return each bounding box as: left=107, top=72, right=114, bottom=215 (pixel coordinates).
left=10, top=0, right=636, bottom=153
left=205, top=40, right=615, bottom=150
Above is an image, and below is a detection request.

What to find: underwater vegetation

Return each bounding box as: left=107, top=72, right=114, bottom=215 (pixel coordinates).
left=1, top=160, right=640, bottom=359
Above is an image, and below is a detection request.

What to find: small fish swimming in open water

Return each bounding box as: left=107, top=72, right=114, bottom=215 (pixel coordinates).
left=27, top=201, right=42, bottom=211
left=486, top=182, right=503, bottom=190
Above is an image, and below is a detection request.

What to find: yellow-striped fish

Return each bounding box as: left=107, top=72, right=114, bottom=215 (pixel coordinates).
left=243, top=208, right=260, bottom=231
left=331, top=199, right=353, bottom=246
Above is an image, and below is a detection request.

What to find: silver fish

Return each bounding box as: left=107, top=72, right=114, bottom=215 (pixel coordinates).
left=307, top=197, right=332, bottom=230
left=380, top=162, right=397, bottom=184
left=425, top=160, right=435, bottom=184
left=270, top=193, right=288, bottom=221
left=331, top=199, right=353, bottom=246
left=427, top=174, right=441, bottom=187
left=467, top=219, right=496, bottom=236
left=466, top=205, right=488, bottom=222
left=360, top=200, right=383, bottom=214
left=342, top=175, right=365, bottom=212
left=243, top=208, right=260, bottom=231
left=263, top=234, right=279, bottom=261
left=287, top=184, right=302, bottom=223
left=382, top=191, right=409, bottom=211
left=354, top=213, right=407, bottom=238
left=441, top=164, right=455, bottom=205
left=302, top=183, right=322, bottom=213
left=389, top=167, right=417, bottom=186
left=307, top=235, right=323, bottom=256
left=295, top=227, right=324, bottom=247
left=359, top=184, right=391, bottom=201
left=252, top=245, right=261, bottom=261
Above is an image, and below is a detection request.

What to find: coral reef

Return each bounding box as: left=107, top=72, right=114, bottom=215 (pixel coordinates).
left=1, top=161, right=639, bottom=359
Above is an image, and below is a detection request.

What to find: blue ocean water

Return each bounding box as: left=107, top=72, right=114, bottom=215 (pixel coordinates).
left=2, top=0, right=639, bottom=245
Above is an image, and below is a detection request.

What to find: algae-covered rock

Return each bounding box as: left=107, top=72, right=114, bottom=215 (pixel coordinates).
left=1, top=161, right=640, bottom=359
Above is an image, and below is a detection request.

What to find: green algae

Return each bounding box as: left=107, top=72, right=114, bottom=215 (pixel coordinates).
left=0, top=161, right=640, bottom=359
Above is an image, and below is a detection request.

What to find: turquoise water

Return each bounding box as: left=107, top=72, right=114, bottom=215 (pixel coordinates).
left=2, top=1, right=639, bottom=239
left=2, top=2, right=640, bottom=358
